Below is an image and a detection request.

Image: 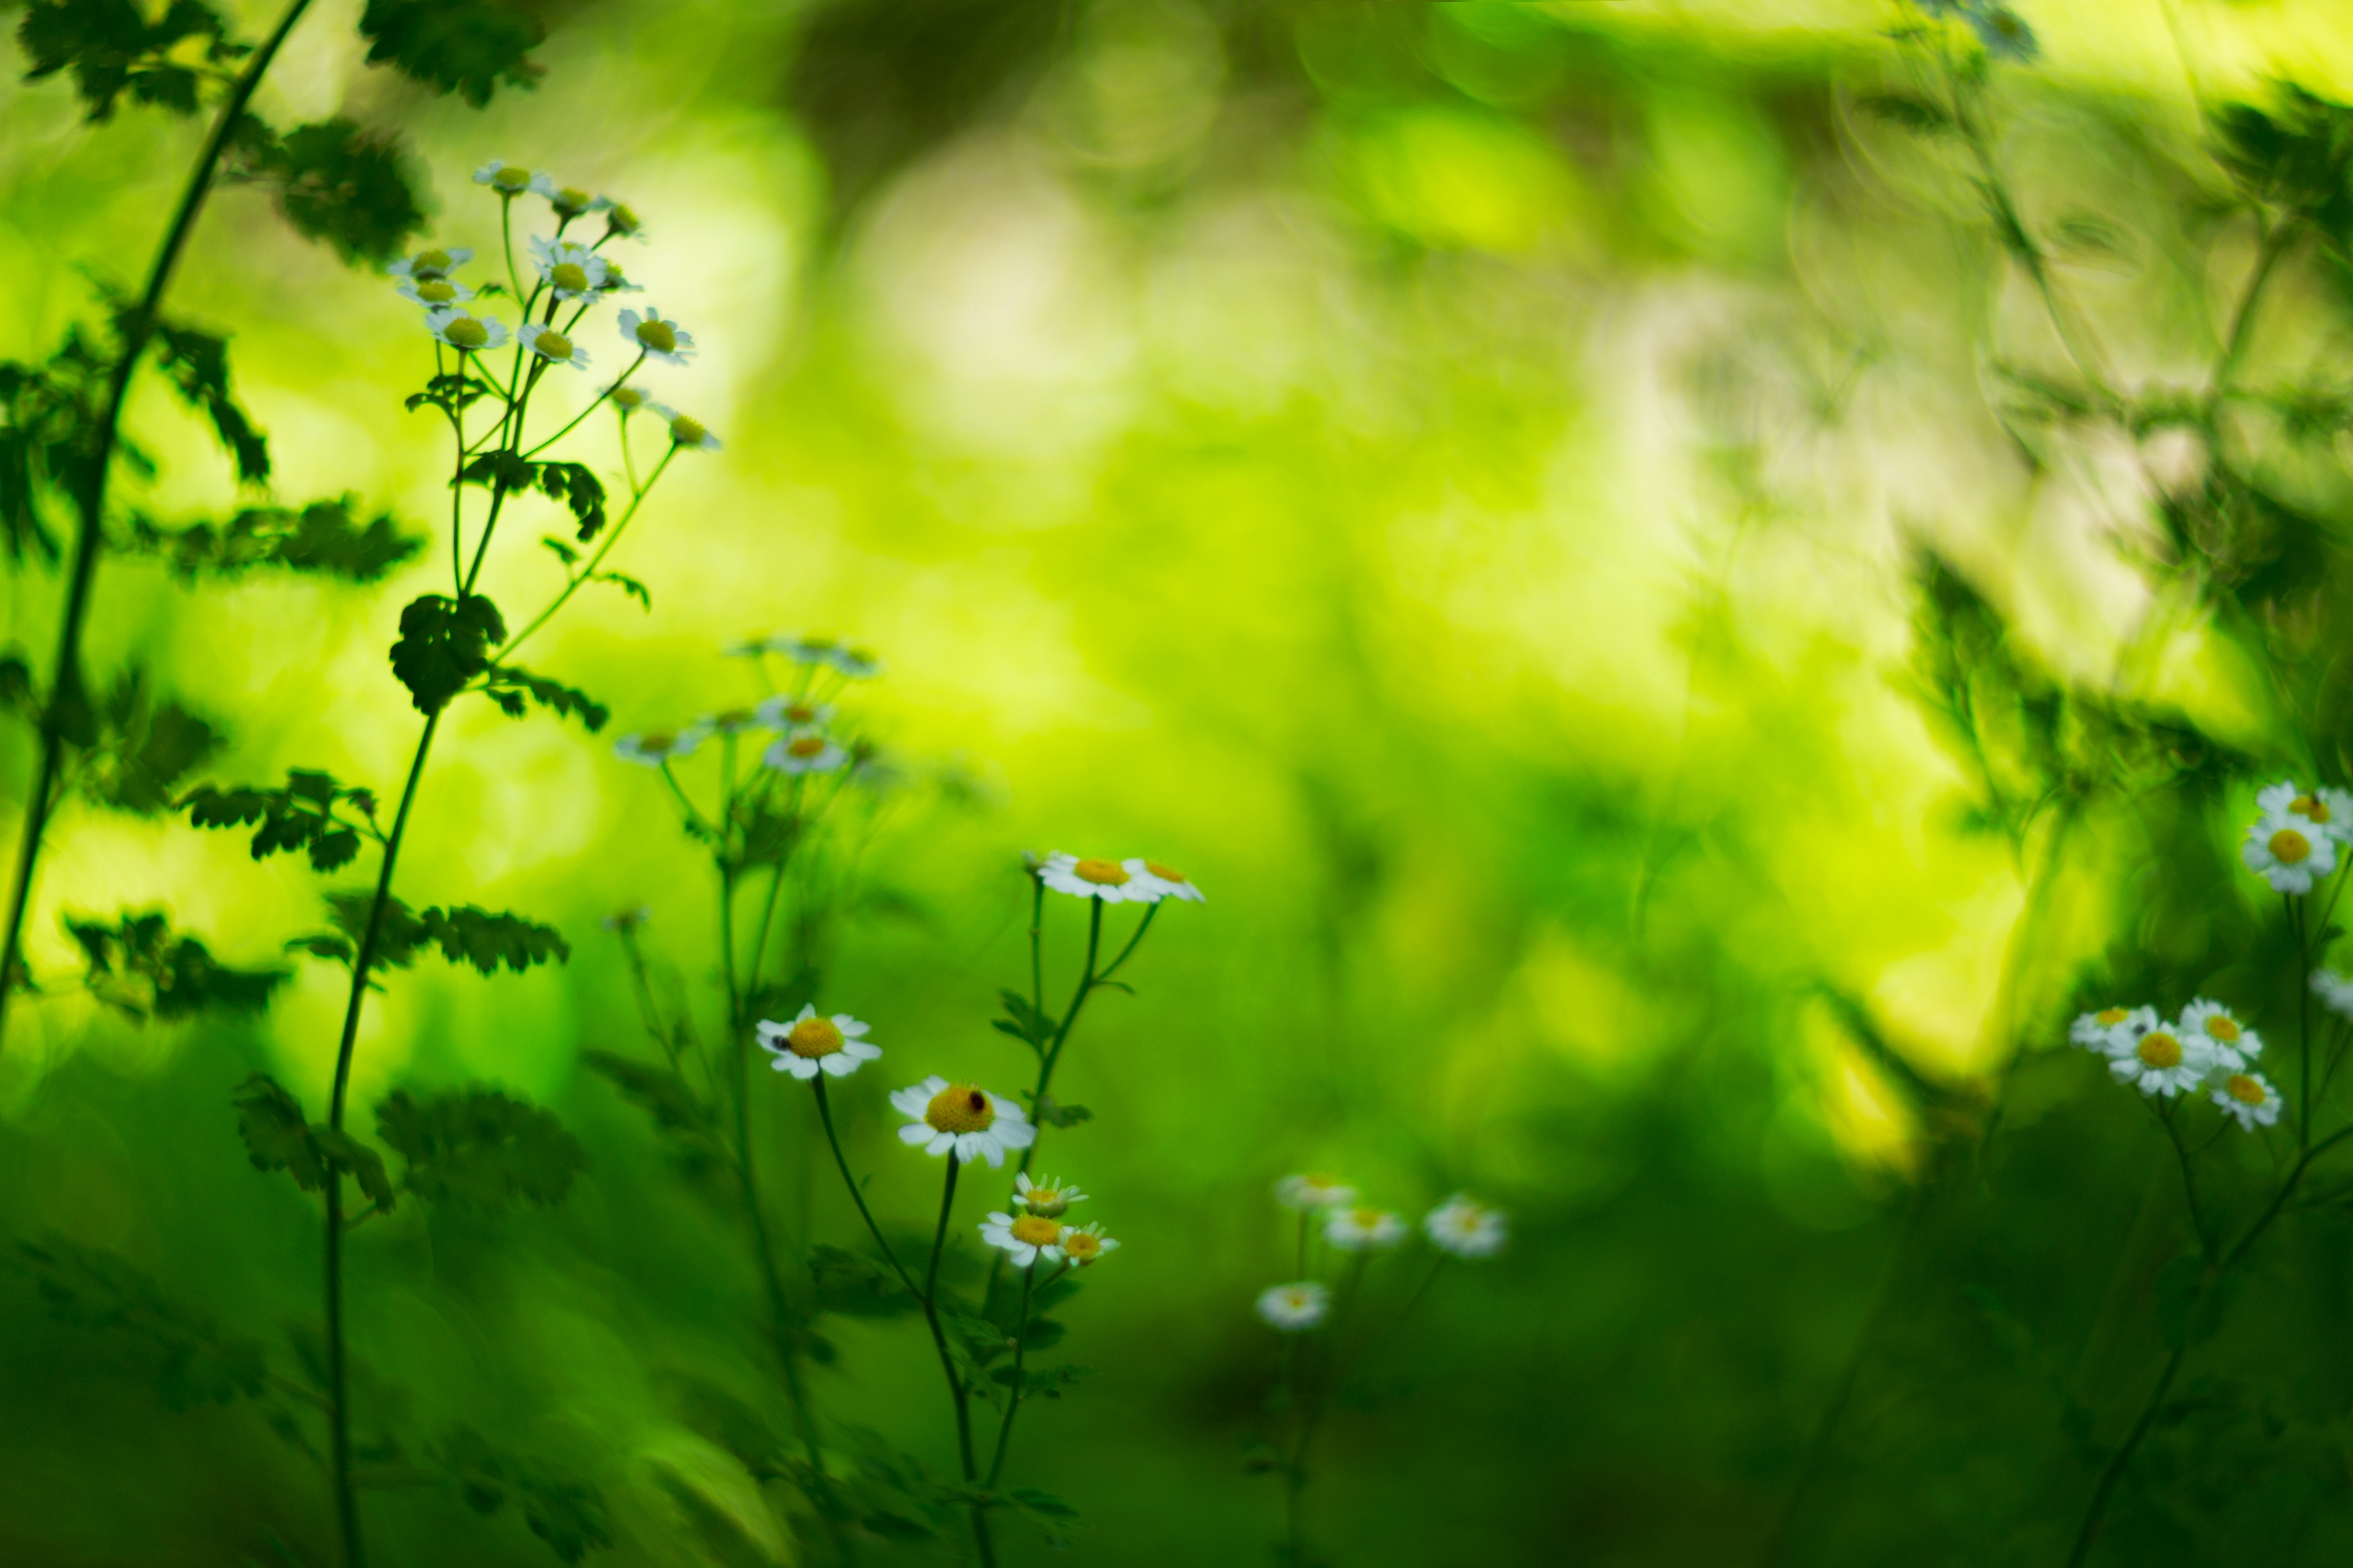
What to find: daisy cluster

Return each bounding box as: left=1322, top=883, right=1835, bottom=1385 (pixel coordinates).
left=610, top=632, right=880, bottom=777
left=980, top=1171, right=1120, bottom=1271
left=1036, top=852, right=1205, bottom=907
left=1255, top=1173, right=1507, bottom=1331
left=2241, top=780, right=2351, bottom=895
left=2069, top=1000, right=2283, bottom=1130
left=387, top=158, right=719, bottom=453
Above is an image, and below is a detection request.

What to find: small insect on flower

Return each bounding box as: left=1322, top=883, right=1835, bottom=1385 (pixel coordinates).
left=397, top=275, right=475, bottom=310
left=1039, top=852, right=1152, bottom=903
left=1014, top=1171, right=1086, bottom=1217
left=521, top=323, right=592, bottom=371
left=646, top=403, right=721, bottom=452
left=754, top=696, right=833, bottom=731
left=1425, top=1196, right=1509, bottom=1259
left=473, top=161, right=553, bottom=198
left=766, top=731, right=847, bottom=774
left=890, top=1075, right=1036, bottom=1167
left=391, top=246, right=474, bottom=282
left=619, top=307, right=697, bottom=366
left=2243, top=809, right=2340, bottom=895
left=2109, top=1022, right=2212, bottom=1098
left=425, top=308, right=509, bottom=354
left=2258, top=780, right=2353, bottom=844
left=1123, top=859, right=1205, bottom=904
left=528, top=237, right=611, bottom=303
left=1275, top=1173, right=1357, bottom=1211
left=612, top=729, right=704, bottom=768
left=2069, top=1005, right=2155, bottom=1055
left=981, top=1210, right=1065, bottom=1267
left=1257, top=1282, right=1330, bottom=1332
left=1057, top=1223, right=1119, bottom=1267
left=2315, top=968, right=2353, bottom=1022
left=757, top=1002, right=882, bottom=1080
left=2212, top=1070, right=2284, bottom=1132
left=2178, top=998, right=2261, bottom=1069
left=1326, top=1206, right=1408, bottom=1251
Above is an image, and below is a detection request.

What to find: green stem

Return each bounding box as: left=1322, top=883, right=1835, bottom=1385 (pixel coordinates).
left=918, top=1155, right=994, bottom=1564
left=809, top=1075, right=922, bottom=1301
left=2295, top=893, right=2313, bottom=1149
left=1286, top=1253, right=1367, bottom=1561
left=2157, top=1102, right=2212, bottom=1264
left=2063, top=1345, right=2186, bottom=1568
left=0, top=0, right=316, bottom=1054
left=984, top=1262, right=1039, bottom=1488
left=521, top=349, right=646, bottom=458
left=492, top=447, right=676, bottom=666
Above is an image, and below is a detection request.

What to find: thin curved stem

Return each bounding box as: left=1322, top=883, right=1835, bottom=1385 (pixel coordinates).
left=984, top=1262, right=1039, bottom=1489
left=809, top=1075, right=922, bottom=1301
left=492, top=446, right=676, bottom=666
left=0, top=0, right=316, bottom=1054
left=2157, top=1104, right=2212, bottom=1263
left=521, top=349, right=645, bottom=458
left=2063, top=1345, right=2186, bottom=1568
left=917, top=1155, right=995, bottom=1564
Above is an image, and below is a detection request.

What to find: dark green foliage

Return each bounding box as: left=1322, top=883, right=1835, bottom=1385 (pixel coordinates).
left=245, top=118, right=428, bottom=266
left=1029, top=1092, right=1090, bottom=1128
left=480, top=666, right=610, bottom=732
left=390, top=592, right=505, bottom=714
left=0, top=326, right=111, bottom=561
left=124, top=495, right=422, bottom=583
left=578, top=1050, right=726, bottom=1178
left=144, top=314, right=269, bottom=485
left=230, top=1073, right=396, bottom=1212
left=649, top=1462, right=774, bottom=1568
left=374, top=1087, right=587, bottom=1208
left=534, top=461, right=606, bottom=542
left=358, top=0, right=544, bottom=108
left=182, top=768, right=376, bottom=873
left=297, top=895, right=568, bottom=976
left=992, top=1362, right=1093, bottom=1401
left=596, top=571, right=649, bottom=610
left=1856, top=92, right=1954, bottom=138
left=809, top=1243, right=918, bottom=1317
left=79, top=667, right=220, bottom=814
left=833, top=1426, right=961, bottom=1545
left=432, top=1427, right=611, bottom=1563
left=2214, top=85, right=2353, bottom=234
left=992, top=987, right=1052, bottom=1050
left=14, top=1233, right=268, bottom=1407
left=16, top=0, right=245, bottom=121
left=65, top=910, right=285, bottom=1020
left=1004, top=1486, right=1082, bottom=1543
left=405, top=372, right=499, bottom=419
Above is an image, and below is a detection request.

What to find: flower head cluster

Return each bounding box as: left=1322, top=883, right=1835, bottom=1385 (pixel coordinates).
left=2069, top=999, right=2281, bottom=1127
left=1037, top=852, right=1206, bottom=906
left=891, top=1076, right=1035, bottom=1167
left=1257, top=1172, right=1506, bottom=1330
left=980, top=1171, right=1119, bottom=1268
left=757, top=1003, right=882, bottom=1081
left=730, top=634, right=884, bottom=678
left=2241, top=780, right=2352, bottom=895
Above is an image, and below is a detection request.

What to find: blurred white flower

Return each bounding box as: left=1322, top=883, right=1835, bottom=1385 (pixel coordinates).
left=602, top=200, right=647, bottom=241
left=758, top=1003, right=881, bottom=1080
left=981, top=1210, right=1064, bottom=1267
left=473, top=160, right=553, bottom=198
left=619, top=306, right=696, bottom=366
left=529, top=236, right=612, bottom=303
left=1325, top=1206, right=1407, bottom=1252
left=2258, top=781, right=2353, bottom=842
left=755, top=696, right=833, bottom=731
left=1425, top=1196, right=1509, bottom=1259
left=1275, top=1173, right=1356, bottom=1211
left=2315, top=968, right=2353, bottom=1022
left=612, top=729, right=703, bottom=768
left=397, top=276, right=473, bottom=310
left=606, top=384, right=653, bottom=416
left=390, top=246, right=473, bottom=281
left=2178, top=998, right=2261, bottom=1070
left=1039, top=852, right=1150, bottom=903
left=2108, top=1024, right=2212, bottom=1098
left=645, top=402, right=720, bottom=452
left=1056, top=1223, right=1119, bottom=1267
left=1257, top=1282, right=1329, bottom=1331
left=1013, top=1171, right=1085, bottom=1217
left=2212, top=1071, right=2284, bottom=1132
left=520, top=323, right=590, bottom=371
left=2069, top=1005, right=2154, bottom=1055
left=766, top=732, right=847, bottom=774
left=2243, top=811, right=2337, bottom=895
left=1123, top=858, right=1205, bottom=904
left=890, top=1076, right=1035, bottom=1167
left=425, top=308, right=508, bottom=354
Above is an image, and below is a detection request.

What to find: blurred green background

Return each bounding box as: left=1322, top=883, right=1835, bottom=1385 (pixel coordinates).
left=9, top=1, right=2353, bottom=1564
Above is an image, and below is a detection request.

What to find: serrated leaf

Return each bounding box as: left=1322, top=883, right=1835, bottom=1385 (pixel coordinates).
left=592, top=571, right=649, bottom=610
left=389, top=593, right=504, bottom=714
left=145, top=315, right=268, bottom=485
left=311, top=1126, right=396, bottom=1212
left=479, top=666, right=609, bottom=732
left=534, top=461, right=606, bottom=542
left=251, top=118, right=428, bottom=266
left=15, top=1232, right=269, bottom=1408
left=374, top=1087, right=587, bottom=1208
left=417, top=905, right=568, bottom=974
left=181, top=768, right=377, bottom=872
left=432, top=1426, right=612, bottom=1563
left=124, top=495, right=422, bottom=582
left=78, top=667, right=220, bottom=815
left=232, top=1073, right=325, bottom=1187
left=64, top=910, right=285, bottom=1020
left=17, top=0, right=242, bottom=122
left=1031, top=1094, right=1090, bottom=1129
left=358, top=0, right=545, bottom=108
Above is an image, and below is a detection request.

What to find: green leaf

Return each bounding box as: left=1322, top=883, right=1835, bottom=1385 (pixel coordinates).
left=0, top=327, right=110, bottom=563
left=592, top=571, right=649, bottom=610
left=539, top=535, right=579, bottom=567
left=358, top=0, right=545, bottom=108
left=124, top=495, right=422, bottom=583
left=432, top=1426, right=612, bottom=1563
left=946, top=1311, right=1012, bottom=1369
left=79, top=667, right=221, bottom=815
left=479, top=666, right=610, bottom=732
left=406, top=372, right=497, bottom=419
left=14, top=1232, right=269, bottom=1409
left=374, top=1087, right=588, bottom=1208
left=389, top=593, right=504, bottom=714
left=17, top=0, right=243, bottom=122
left=1031, top=1094, right=1090, bottom=1130
left=1017, top=1317, right=1066, bottom=1353
left=810, top=1243, right=918, bottom=1318
left=1004, top=1486, right=1084, bottom=1545
left=534, top=461, right=608, bottom=542
left=578, top=1050, right=711, bottom=1137
left=311, top=1126, right=396, bottom=1212
left=230, top=1073, right=396, bottom=1212
left=64, top=910, right=286, bottom=1020
left=1856, top=92, right=1954, bottom=138
left=181, top=768, right=377, bottom=872
left=992, top=1362, right=1093, bottom=1401
left=417, top=905, right=569, bottom=974
left=145, top=314, right=269, bottom=485
left=250, top=118, right=428, bottom=266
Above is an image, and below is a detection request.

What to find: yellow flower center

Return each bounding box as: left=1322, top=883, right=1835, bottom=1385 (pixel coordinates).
left=1348, top=1207, right=1384, bottom=1230
left=493, top=165, right=532, bottom=192
left=786, top=735, right=826, bottom=759
left=611, top=387, right=647, bottom=411
left=2271, top=827, right=2313, bottom=864
left=555, top=185, right=593, bottom=212
left=1061, top=1230, right=1103, bottom=1262
left=2096, top=1007, right=2130, bottom=1026
left=533, top=329, right=573, bottom=360
left=783, top=702, right=819, bottom=725
left=2137, top=1032, right=2183, bottom=1069
left=636, top=319, right=678, bottom=353
left=551, top=261, right=590, bottom=292
left=1074, top=858, right=1129, bottom=886
left=416, top=279, right=457, bottom=304
left=2293, top=794, right=2331, bottom=825
left=2203, top=1015, right=2241, bottom=1043
left=1145, top=861, right=1187, bottom=883
left=608, top=203, right=642, bottom=233
left=1010, top=1214, right=1062, bottom=1247
left=670, top=415, right=707, bottom=446
left=442, top=317, right=489, bottom=349
left=925, top=1083, right=995, bottom=1134
left=640, top=731, right=675, bottom=753
left=786, top=1016, right=843, bottom=1058
left=1023, top=1185, right=1069, bottom=1216
left=2226, top=1074, right=2268, bottom=1106
left=1452, top=1210, right=1484, bottom=1233
left=415, top=247, right=452, bottom=275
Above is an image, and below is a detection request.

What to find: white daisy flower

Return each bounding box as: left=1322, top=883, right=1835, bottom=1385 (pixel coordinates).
left=2177, top=998, right=2261, bottom=1069
left=2258, top=780, right=2353, bottom=843
left=596, top=258, right=647, bottom=294
left=831, top=647, right=885, bottom=679
left=980, top=1210, right=1064, bottom=1267
left=425, top=308, right=508, bottom=354
left=473, top=161, right=554, bottom=199
left=756, top=1002, right=881, bottom=1080
left=1325, top=1205, right=1408, bottom=1251
left=699, top=707, right=769, bottom=737
left=2108, top=1023, right=2213, bottom=1098
left=520, top=322, right=590, bottom=371
left=547, top=184, right=601, bottom=222
left=390, top=246, right=474, bottom=282
left=2314, top=968, right=2353, bottom=1022
left=2069, top=1005, right=2155, bottom=1055
left=754, top=696, right=833, bottom=732
left=1055, top=1223, right=1119, bottom=1267
left=1038, top=852, right=1152, bottom=903
left=1123, top=858, right=1205, bottom=904
left=397, top=275, right=475, bottom=310
left=528, top=236, right=611, bottom=303
left=1275, top=1173, right=1357, bottom=1211
left=1425, top=1195, right=1509, bottom=1259
left=602, top=200, right=647, bottom=241
left=600, top=905, right=651, bottom=933
left=1256, top=1282, right=1330, bottom=1332
left=766, top=731, right=848, bottom=774
left=2211, top=1070, right=2284, bottom=1132
left=619, top=307, right=696, bottom=366
left=645, top=403, right=720, bottom=452
left=2243, top=809, right=2339, bottom=895
left=605, top=384, right=653, bottom=417
left=889, top=1075, right=1035, bottom=1167
left=612, top=728, right=703, bottom=768
left=1013, top=1171, right=1086, bottom=1217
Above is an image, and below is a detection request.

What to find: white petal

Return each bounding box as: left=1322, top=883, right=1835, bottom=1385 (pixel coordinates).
left=897, top=1122, right=932, bottom=1146
left=927, top=1131, right=957, bottom=1156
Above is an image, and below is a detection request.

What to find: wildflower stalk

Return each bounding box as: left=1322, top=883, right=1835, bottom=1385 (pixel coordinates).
left=920, top=1153, right=996, bottom=1567
left=809, top=1075, right=922, bottom=1299
left=984, top=1260, right=1043, bottom=1488
left=0, top=0, right=316, bottom=1053
left=1284, top=1252, right=1369, bottom=1559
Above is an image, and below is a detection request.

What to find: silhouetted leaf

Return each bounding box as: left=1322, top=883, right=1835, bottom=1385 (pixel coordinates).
left=14, top=1232, right=269, bottom=1409
left=182, top=768, right=377, bottom=872
left=17, top=0, right=244, bottom=122
left=80, top=667, right=220, bottom=815
left=230, top=1073, right=395, bottom=1211
left=124, top=495, right=422, bottom=582
left=374, top=1087, right=587, bottom=1208
left=390, top=593, right=504, bottom=714
left=250, top=118, right=428, bottom=265
left=65, top=910, right=285, bottom=1020
left=358, top=0, right=545, bottom=108
left=433, top=1426, right=612, bottom=1563
left=480, top=666, right=609, bottom=732
left=145, top=315, right=268, bottom=485
left=417, top=905, right=569, bottom=974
